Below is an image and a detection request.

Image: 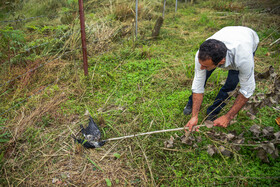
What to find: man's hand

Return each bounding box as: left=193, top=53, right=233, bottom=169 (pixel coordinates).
left=213, top=115, right=230, bottom=128
left=185, top=116, right=199, bottom=133
left=213, top=93, right=249, bottom=128
left=184, top=93, right=204, bottom=133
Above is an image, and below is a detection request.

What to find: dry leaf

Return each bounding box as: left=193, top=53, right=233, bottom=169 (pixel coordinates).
left=262, top=126, right=274, bottom=138
left=249, top=113, right=256, bottom=120
left=255, top=66, right=274, bottom=79
left=230, top=119, right=237, bottom=125
left=174, top=133, right=180, bottom=138
left=238, top=132, right=245, bottom=138
left=56, top=181, right=63, bottom=185
left=84, top=110, right=90, bottom=116
left=233, top=138, right=244, bottom=144
left=220, top=132, right=228, bottom=141
left=196, top=136, right=202, bottom=143
left=181, top=135, right=193, bottom=146
left=250, top=125, right=261, bottom=137
left=188, top=135, right=195, bottom=142
left=261, top=143, right=275, bottom=155
left=184, top=131, right=191, bottom=139
left=276, top=117, right=280, bottom=126
left=226, top=133, right=235, bottom=141
left=269, top=96, right=277, bottom=104
left=244, top=73, right=280, bottom=116
left=164, top=136, right=175, bottom=148
left=232, top=145, right=241, bottom=152
left=207, top=145, right=216, bottom=156
left=257, top=143, right=279, bottom=161
left=257, top=148, right=269, bottom=163
left=271, top=148, right=279, bottom=159
left=274, top=132, right=280, bottom=140
left=219, top=146, right=232, bottom=157
left=204, top=120, right=214, bottom=128
left=52, top=178, right=59, bottom=184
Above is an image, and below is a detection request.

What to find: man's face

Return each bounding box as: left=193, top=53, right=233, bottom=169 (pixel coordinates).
left=198, top=59, right=217, bottom=71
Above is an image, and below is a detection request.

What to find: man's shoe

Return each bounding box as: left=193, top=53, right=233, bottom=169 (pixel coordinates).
left=183, top=104, right=192, bottom=115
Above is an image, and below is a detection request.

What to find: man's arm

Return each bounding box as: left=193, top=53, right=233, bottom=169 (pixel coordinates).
left=192, top=93, right=204, bottom=117
left=214, top=93, right=249, bottom=127
left=185, top=93, right=204, bottom=132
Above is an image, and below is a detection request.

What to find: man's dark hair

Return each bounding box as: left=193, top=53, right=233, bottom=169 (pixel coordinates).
left=198, top=39, right=227, bottom=65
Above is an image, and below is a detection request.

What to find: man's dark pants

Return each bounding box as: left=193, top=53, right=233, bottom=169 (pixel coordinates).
left=187, top=69, right=239, bottom=116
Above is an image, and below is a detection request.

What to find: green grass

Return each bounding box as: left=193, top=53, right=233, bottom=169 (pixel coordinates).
left=0, top=0, right=280, bottom=186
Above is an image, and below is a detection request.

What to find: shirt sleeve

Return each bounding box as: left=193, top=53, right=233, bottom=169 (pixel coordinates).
left=191, top=51, right=206, bottom=93
left=235, top=47, right=256, bottom=98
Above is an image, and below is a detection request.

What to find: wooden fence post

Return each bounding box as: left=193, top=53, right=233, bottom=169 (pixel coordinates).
left=162, top=0, right=166, bottom=18
left=78, top=0, right=88, bottom=76
left=135, top=0, right=138, bottom=40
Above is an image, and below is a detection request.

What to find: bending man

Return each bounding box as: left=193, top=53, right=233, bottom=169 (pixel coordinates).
left=184, top=26, right=259, bottom=130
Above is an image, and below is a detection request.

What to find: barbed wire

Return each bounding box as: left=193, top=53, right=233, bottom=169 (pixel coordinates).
left=0, top=29, right=78, bottom=67
left=0, top=15, right=46, bottom=23
left=0, top=1, right=125, bottom=115
left=0, top=76, right=64, bottom=116
left=0, top=2, right=123, bottom=66
left=0, top=42, right=49, bottom=67
left=0, top=53, right=65, bottom=88
left=0, top=6, right=83, bottom=24
left=0, top=44, right=81, bottom=115
left=0, top=13, right=73, bottom=24
left=1, top=19, right=121, bottom=68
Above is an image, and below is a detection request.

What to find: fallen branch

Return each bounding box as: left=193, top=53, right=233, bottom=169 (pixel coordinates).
left=270, top=38, right=280, bottom=46
left=105, top=124, right=206, bottom=141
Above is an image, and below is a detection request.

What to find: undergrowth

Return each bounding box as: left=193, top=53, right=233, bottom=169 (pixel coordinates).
left=0, top=0, right=280, bottom=186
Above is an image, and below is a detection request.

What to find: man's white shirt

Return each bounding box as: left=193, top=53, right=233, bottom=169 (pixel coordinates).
left=191, top=26, right=259, bottom=98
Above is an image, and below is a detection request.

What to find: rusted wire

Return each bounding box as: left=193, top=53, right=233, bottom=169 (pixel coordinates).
left=1, top=30, right=77, bottom=67
left=0, top=54, right=64, bottom=88
left=0, top=76, right=64, bottom=116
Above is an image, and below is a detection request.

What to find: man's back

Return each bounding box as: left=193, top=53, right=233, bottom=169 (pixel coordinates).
left=208, top=26, right=259, bottom=54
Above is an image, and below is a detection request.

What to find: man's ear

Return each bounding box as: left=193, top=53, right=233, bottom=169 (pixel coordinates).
left=218, top=58, right=226, bottom=65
